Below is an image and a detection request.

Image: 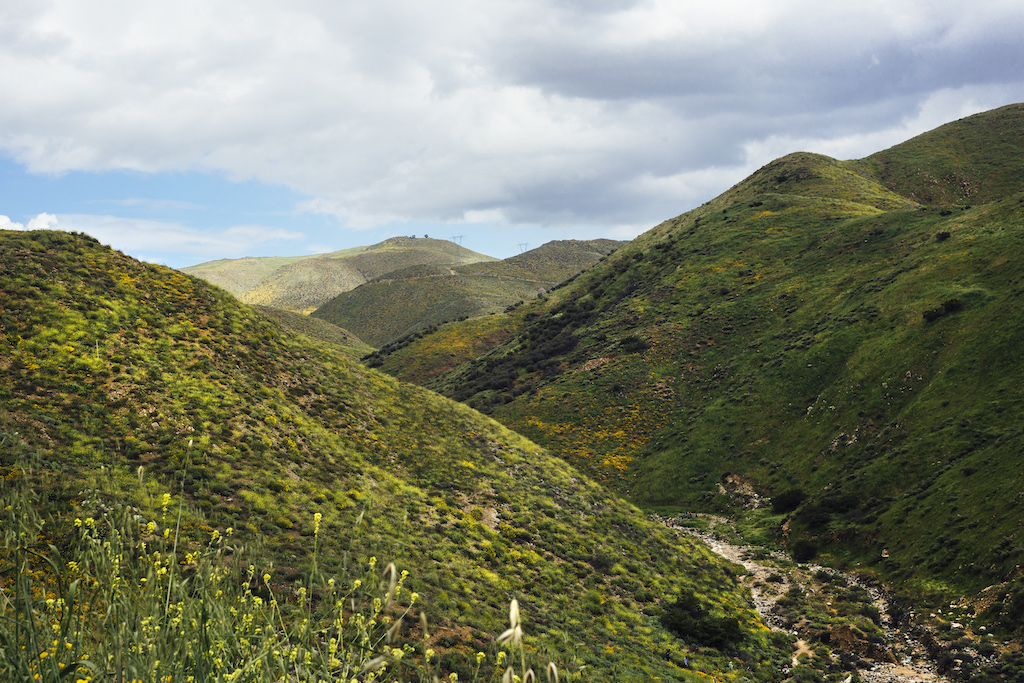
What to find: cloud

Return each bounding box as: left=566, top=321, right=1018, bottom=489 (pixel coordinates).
left=1, top=0, right=1022, bottom=240
left=23, top=213, right=303, bottom=266
left=0, top=215, right=25, bottom=230
left=1, top=213, right=61, bottom=231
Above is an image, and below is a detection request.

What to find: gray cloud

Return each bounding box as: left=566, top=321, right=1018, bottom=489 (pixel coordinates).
left=1, top=0, right=1022, bottom=240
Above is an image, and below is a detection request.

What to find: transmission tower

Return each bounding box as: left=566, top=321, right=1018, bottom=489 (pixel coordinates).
left=517, top=243, right=530, bottom=253
left=451, top=235, right=464, bottom=245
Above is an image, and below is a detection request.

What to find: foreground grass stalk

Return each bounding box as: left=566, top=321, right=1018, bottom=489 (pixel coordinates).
left=1, top=461, right=566, bottom=682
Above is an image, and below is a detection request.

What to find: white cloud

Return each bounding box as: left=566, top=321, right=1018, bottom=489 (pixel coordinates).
left=28, top=213, right=305, bottom=265
left=0, top=0, right=1022, bottom=240
left=26, top=213, right=59, bottom=230
left=0, top=215, right=25, bottom=230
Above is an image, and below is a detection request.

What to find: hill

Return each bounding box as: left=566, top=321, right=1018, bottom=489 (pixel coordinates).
left=182, top=236, right=497, bottom=313
left=313, top=239, right=622, bottom=348
left=0, top=229, right=790, bottom=681
left=253, top=305, right=374, bottom=358
left=379, top=104, right=1024, bottom=648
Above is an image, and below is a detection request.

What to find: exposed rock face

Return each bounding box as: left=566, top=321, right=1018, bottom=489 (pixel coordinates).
left=828, top=624, right=897, bottom=664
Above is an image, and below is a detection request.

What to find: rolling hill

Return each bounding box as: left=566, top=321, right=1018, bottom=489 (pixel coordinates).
left=377, top=103, right=1024, bottom=649
left=0, top=229, right=791, bottom=681
left=313, top=239, right=622, bottom=348
left=182, top=236, right=497, bottom=313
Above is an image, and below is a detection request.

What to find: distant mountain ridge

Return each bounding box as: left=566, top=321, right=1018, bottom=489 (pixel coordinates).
left=182, top=236, right=497, bottom=313
left=312, top=239, right=623, bottom=347
left=376, top=103, right=1024, bottom=651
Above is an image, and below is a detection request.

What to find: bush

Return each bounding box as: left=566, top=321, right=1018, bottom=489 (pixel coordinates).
left=659, top=592, right=743, bottom=648
left=772, top=488, right=806, bottom=514
left=793, top=539, right=819, bottom=563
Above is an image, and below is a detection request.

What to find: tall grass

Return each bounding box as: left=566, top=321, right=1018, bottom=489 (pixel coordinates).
left=0, top=459, right=558, bottom=683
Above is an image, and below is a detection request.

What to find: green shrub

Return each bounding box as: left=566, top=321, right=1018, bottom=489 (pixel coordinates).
left=659, top=592, right=743, bottom=648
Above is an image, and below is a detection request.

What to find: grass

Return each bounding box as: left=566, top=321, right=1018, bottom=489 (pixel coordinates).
left=0, top=452, right=557, bottom=682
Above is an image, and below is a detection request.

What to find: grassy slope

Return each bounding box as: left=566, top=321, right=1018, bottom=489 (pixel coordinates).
left=179, top=254, right=311, bottom=295
left=183, top=237, right=497, bottom=313
left=313, top=240, right=622, bottom=348
left=391, top=104, right=1024, bottom=627
left=371, top=313, right=524, bottom=386
left=253, top=305, right=374, bottom=358
left=0, top=230, right=789, bottom=681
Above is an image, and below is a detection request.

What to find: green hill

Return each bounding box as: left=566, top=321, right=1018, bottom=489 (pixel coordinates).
left=380, top=104, right=1024, bottom=644
left=313, top=239, right=622, bottom=347
left=182, top=236, right=497, bottom=313
left=0, top=229, right=789, bottom=681
left=253, top=305, right=374, bottom=358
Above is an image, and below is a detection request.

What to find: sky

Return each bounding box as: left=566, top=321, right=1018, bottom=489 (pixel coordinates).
left=2, top=1, right=1023, bottom=268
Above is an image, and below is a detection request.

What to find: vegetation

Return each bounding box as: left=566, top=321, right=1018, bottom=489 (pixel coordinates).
left=0, top=449, right=563, bottom=682
left=378, top=103, right=1024, bottom=649
left=254, top=305, right=374, bottom=359
left=312, top=240, right=622, bottom=348
left=183, top=237, right=497, bottom=313
left=0, top=229, right=792, bottom=680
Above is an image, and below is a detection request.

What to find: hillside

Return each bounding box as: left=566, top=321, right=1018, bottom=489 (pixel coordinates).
left=380, top=104, right=1024, bottom=648
left=0, top=229, right=791, bottom=681
left=313, top=239, right=622, bottom=347
left=182, top=236, right=497, bottom=313
left=253, top=305, right=374, bottom=358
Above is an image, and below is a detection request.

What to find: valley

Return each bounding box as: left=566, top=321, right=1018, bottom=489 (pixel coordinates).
left=4, top=103, right=1024, bottom=681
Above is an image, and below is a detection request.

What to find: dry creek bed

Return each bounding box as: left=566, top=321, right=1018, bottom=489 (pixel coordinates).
left=665, top=516, right=956, bottom=683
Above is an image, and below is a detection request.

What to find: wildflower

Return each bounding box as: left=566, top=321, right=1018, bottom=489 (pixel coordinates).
left=475, top=652, right=486, bottom=665
left=313, top=512, right=322, bottom=536
left=425, top=649, right=436, bottom=661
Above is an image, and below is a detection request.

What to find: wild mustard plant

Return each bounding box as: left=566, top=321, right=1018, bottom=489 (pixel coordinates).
left=2, top=460, right=568, bottom=682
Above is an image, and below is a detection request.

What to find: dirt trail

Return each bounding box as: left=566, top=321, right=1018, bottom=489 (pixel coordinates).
left=666, top=516, right=953, bottom=683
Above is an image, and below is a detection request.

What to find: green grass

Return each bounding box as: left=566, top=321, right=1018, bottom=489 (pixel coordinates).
left=0, top=451, right=555, bottom=682
left=253, top=305, right=374, bottom=358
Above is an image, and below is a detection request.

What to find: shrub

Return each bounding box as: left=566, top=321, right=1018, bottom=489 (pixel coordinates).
left=792, top=539, right=819, bottom=563
left=772, top=488, right=806, bottom=514
left=659, top=592, right=743, bottom=648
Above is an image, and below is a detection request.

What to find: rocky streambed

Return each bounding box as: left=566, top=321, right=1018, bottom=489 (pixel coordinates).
left=663, top=515, right=956, bottom=683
